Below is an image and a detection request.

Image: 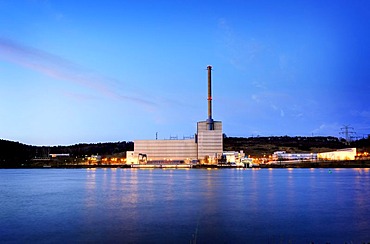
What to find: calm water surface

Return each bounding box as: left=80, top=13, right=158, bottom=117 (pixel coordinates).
left=0, top=168, right=369, bottom=243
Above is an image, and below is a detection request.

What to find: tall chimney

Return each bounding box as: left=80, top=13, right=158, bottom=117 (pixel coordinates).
left=206, top=65, right=214, bottom=130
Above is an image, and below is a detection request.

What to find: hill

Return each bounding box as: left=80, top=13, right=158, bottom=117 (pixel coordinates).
left=0, top=139, right=133, bottom=167
left=223, top=135, right=370, bottom=157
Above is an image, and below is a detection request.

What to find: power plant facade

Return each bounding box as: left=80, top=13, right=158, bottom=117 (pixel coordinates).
left=197, top=120, right=222, bottom=160
left=128, top=66, right=223, bottom=164
left=133, top=139, right=197, bottom=162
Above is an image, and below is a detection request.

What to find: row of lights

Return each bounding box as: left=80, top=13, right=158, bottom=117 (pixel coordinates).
left=101, top=158, right=126, bottom=163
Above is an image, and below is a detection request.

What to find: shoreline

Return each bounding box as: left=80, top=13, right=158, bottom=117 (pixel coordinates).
left=1, top=160, right=370, bottom=169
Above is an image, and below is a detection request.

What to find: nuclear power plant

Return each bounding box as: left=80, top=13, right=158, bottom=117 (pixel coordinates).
left=127, top=66, right=223, bottom=164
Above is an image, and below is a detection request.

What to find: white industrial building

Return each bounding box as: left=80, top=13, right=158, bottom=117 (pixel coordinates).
left=272, top=151, right=317, bottom=161
left=127, top=66, right=223, bottom=165
left=269, top=148, right=357, bottom=163
left=133, top=139, right=197, bottom=163
left=318, top=148, right=357, bottom=161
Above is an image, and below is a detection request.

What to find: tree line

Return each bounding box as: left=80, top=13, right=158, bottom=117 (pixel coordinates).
left=0, top=139, right=133, bottom=167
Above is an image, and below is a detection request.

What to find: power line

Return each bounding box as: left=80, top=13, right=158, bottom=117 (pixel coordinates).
left=339, top=125, right=356, bottom=142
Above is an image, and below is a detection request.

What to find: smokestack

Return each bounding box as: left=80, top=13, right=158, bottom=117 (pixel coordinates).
left=206, top=65, right=214, bottom=130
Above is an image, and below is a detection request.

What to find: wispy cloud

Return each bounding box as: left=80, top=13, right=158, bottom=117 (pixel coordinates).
left=252, top=80, right=267, bottom=89
left=351, top=110, right=370, bottom=119
left=312, top=123, right=341, bottom=136
left=217, top=18, right=265, bottom=71
left=0, top=37, right=155, bottom=106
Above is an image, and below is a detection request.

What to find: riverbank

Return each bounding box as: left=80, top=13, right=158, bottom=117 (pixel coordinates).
left=1, top=160, right=370, bottom=169
left=261, top=160, right=370, bottom=168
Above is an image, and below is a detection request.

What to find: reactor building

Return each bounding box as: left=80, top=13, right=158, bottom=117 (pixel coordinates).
left=127, top=66, right=223, bottom=164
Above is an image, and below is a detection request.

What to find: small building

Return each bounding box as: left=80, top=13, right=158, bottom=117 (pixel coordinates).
left=221, top=151, right=245, bottom=165
left=86, top=155, right=102, bottom=165
left=272, top=151, right=317, bottom=161
left=126, top=151, right=137, bottom=164
left=49, top=153, right=70, bottom=158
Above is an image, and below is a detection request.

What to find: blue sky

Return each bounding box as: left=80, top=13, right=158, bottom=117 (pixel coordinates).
left=1, top=0, right=369, bottom=145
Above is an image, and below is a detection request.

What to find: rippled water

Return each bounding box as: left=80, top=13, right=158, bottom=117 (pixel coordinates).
left=1, top=168, right=369, bottom=243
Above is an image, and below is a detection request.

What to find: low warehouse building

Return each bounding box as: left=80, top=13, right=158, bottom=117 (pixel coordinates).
left=134, top=139, right=197, bottom=163
left=318, top=148, right=357, bottom=161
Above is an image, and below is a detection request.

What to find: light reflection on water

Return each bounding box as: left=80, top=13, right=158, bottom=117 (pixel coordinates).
left=0, top=168, right=369, bottom=243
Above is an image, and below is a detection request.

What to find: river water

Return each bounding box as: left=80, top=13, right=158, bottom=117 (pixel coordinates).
left=1, top=168, right=369, bottom=243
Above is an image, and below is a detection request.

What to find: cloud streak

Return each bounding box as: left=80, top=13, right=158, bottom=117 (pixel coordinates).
left=217, top=18, right=267, bottom=71
left=0, top=37, right=154, bottom=106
